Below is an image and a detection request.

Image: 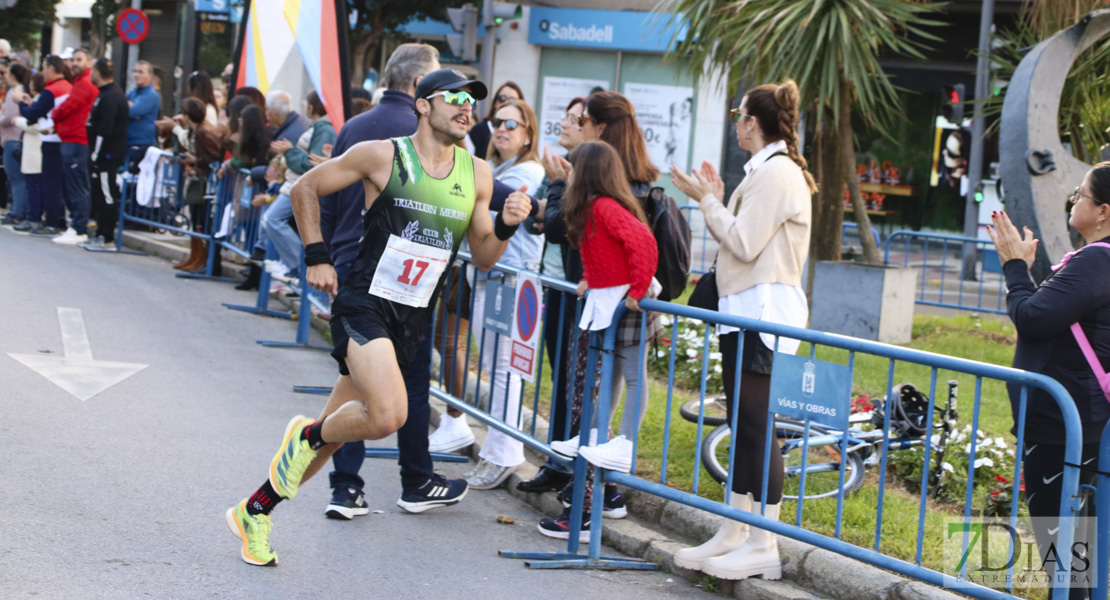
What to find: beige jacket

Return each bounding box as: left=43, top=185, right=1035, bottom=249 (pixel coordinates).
left=699, top=154, right=811, bottom=297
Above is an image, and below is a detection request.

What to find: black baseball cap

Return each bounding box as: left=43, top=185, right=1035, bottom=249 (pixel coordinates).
left=414, top=68, right=488, bottom=102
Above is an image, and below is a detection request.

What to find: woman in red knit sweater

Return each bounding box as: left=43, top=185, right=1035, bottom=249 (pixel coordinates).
left=536, top=141, right=658, bottom=541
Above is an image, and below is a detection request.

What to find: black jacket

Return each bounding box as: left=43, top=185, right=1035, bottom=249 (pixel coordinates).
left=1004, top=238, right=1110, bottom=444
left=86, top=82, right=129, bottom=167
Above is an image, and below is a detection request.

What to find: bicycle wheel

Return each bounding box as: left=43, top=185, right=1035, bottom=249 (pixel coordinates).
left=700, top=422, right=865, bottom=501
left=778, top=422, right=865, bottom=500
left=680, top=395, right=729, bottom=426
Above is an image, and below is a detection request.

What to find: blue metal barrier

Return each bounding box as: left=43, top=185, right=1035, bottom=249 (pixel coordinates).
left=427, top=249, right=1082, bottom=596
left=257, top=254, right=329, bottom=349
left=681, top=204, right=883, bottom=275
left=175, top=164, right=239, bottom=282
left=85, top=153, right=196, bottom=257
left=223, top=239, right=293, bottom=319
left=524, top=298, right=1083, bottom=599
left=883, top=230, right=1006, bottom=315
left=842, top=221, right=882, bottom=247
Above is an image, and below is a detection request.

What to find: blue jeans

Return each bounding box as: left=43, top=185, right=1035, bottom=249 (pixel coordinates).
left=3, top=141, right=28, bottom=219
left=260, top=194, right=301, bottom=274
left=25, top=142, right=65, bottom=227
left=61, top=143, right=91, bottom=234
left=331, top=326, right=436, bottom=493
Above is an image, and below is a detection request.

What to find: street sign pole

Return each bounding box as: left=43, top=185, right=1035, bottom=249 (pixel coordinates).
left=126, top=0, right=143, bottom=89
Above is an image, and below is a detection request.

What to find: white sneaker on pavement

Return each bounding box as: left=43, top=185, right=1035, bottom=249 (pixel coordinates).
left=52, top=227, right=88, bottom=245
left=549, top=428, right=598, bottom=459
left=578, top=435, right=634, bottom=473
left=428, top=413, right=475, bottom=453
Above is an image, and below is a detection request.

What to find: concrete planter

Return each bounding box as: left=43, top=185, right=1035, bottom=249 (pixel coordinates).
left=809, top=261, right=916, bottom=344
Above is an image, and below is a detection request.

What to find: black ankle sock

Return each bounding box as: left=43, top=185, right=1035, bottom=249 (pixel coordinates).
left=303, top=419, right=326, bottom=450
left=247, top=480, right=282, bottom=515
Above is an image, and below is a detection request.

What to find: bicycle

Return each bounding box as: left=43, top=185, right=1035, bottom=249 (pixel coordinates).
left=684, top=381, right=959, bottom=501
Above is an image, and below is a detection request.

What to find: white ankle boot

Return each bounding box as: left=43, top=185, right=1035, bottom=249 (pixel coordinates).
left=701, top=501, right=782, bottom=580
left=673, top=493, right=752, bottom=570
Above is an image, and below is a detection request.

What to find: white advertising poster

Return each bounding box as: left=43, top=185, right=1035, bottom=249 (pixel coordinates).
left=539, top=76, right=609, bottom=155
left=508, top=273, right=542, bottom=382
left=622, top=82, right=695, bottom=172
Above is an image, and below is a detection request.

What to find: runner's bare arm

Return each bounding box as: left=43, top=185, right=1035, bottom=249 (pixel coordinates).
left=467, top=158, right=531, bottom=271
left=290, top=140, right=392, bottom=246
left=291, top=140, right=392, bottom=295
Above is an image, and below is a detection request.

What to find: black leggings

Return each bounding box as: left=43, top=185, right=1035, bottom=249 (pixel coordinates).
left=719, top=332, right=783, bottom=504
left=1022, top=442, right=1098, bottom=598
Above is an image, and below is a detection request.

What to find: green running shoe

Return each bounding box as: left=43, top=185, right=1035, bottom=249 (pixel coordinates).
left=269, top=415, right=317, bottom=500
left=225, top=499, right=278, bottom=566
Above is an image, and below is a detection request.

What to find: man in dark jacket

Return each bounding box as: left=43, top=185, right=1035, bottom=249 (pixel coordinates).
left=82, top=58, right=129, bottom=248
left=51, top=48, right=99, bottom=244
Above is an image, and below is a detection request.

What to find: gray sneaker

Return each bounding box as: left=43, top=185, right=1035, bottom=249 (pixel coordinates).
left=465, top=459, right=516, bottom=490
left=78, top=235, right=106, bottom=249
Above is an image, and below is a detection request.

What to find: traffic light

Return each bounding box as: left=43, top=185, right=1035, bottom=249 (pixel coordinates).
left=486, top=2, right=522, bottom=27
left=447, top=4, right=479, bottom=63
left=942, top=84, right=965, bottom=125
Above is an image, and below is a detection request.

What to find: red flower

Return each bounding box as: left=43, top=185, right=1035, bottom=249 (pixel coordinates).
left=994, top=475, right=1008, bottom=484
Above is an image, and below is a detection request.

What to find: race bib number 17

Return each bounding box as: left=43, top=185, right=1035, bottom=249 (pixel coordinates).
left=368, top=234, right=451, bottom=308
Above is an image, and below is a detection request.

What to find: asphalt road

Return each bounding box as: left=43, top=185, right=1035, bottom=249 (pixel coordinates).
left=0, top=228, right=713, bottom=600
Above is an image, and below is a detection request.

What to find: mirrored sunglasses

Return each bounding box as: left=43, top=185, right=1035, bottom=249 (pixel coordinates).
left=427, top=90, right=476, bottom=107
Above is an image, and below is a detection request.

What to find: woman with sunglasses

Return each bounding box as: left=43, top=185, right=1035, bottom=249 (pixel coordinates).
left=669, top=79, right=816, bottom=581
left=538, top=90, right=663, bottom=540
left=987, top=165, right=1110, bottom=594
left=446, top=99, right=545, bottom=491
left=465, top=81, right=522, bottom=159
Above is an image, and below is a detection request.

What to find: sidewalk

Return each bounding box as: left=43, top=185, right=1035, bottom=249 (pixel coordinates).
left=121, top=230, right=965, bottom=600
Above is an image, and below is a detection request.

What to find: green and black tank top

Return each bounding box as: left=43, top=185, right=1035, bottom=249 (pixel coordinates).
left=332, top=136, right=476, bottom=321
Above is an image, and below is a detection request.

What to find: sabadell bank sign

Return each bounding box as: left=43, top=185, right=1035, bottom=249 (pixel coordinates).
left=529, top=7, right=683, bottom=53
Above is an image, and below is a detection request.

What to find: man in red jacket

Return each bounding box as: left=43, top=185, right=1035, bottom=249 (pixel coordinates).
left=49, top=47, right=99, bottom=245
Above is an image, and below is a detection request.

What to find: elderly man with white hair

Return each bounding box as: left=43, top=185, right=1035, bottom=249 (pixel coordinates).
left=0, top=39, right=11, bottom=60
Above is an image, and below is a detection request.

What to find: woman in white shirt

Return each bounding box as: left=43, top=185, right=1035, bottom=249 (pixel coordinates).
left=670, top=79, right=817, bottom=581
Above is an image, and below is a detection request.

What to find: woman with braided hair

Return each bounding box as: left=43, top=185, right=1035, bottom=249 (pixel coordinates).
left=670, top=79, right=816, bottom=581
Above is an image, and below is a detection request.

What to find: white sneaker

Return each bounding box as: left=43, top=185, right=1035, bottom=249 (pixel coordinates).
left=578, top=435, right=634, bottom=473
left=428, top=413, right=475, bottom=453
left=549, top=428, right=598, bottom=459
left=51, top=227, right=88, bottom=245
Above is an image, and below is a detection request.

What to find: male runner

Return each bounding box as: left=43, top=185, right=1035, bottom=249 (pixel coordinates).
left=225, top=69, right=531, bottom=566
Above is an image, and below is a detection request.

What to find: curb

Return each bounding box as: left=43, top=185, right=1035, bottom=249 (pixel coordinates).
left=119, top=231, right=965, bottom=600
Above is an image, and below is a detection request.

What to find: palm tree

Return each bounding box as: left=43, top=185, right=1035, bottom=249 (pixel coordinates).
left=658, top=0, right=942, bottom=266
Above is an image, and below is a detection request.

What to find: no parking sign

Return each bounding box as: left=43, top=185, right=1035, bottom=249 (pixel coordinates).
left=116, top=9, right=150, bottom=44
left=509, top=274, right=541, bottom=382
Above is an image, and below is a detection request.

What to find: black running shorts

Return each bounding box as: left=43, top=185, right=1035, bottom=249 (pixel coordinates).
left=329, top=294, right=422, bottom=376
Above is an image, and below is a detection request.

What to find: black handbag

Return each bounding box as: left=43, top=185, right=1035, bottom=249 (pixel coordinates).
left=687, top=268, right=718, bottom=311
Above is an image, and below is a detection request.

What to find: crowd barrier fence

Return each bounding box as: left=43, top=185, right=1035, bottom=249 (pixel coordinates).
left=883, top=230, right=1006, bottom=315
left=679, top=205, right=883, bottom=276
left=256, top=252, right=330, bottom=349
left=432, top=252, right=1083, bottom=599
left=85, top=154, right=195, bottom=258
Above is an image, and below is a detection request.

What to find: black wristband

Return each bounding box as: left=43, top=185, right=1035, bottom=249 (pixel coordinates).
left=304, top=242, right=333, bottom=266
left=494, top=212, right=519, bottom=241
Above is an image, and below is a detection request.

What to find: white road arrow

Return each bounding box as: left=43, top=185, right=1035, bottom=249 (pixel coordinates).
left=8, top=308, right=148, bottom=401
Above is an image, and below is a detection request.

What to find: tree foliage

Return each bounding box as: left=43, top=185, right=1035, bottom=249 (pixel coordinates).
left=347, top=0, right=468, bottom=86
left=656, top=0, right=943, bottom=265
left=0, top=0, right=57, bottom=52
